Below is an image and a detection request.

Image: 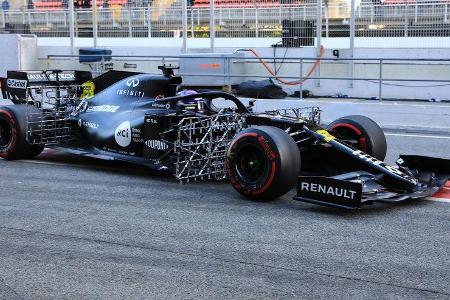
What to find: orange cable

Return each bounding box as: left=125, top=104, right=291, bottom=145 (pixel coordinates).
left=248, top=45, right=325, bottom=86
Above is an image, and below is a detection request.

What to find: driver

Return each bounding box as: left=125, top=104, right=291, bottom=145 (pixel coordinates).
left=176, top=90, right=204, bottom=112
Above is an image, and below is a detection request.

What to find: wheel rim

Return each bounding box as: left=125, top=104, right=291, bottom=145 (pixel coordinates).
left=235, top=144, right=267, bottom=184
left=0, top=119, right=12, bottom=149
left=330, top=123, right=368, bottom=153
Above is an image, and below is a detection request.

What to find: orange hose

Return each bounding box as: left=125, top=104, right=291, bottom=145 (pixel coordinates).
left=248, top=45, right=325, bottom=85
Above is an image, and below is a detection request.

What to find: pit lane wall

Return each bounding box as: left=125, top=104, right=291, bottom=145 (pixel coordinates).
left=32, top=36, right=450, bottom=101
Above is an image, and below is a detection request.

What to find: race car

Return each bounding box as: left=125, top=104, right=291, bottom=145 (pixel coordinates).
left=0, top=66, right=448, bottom=209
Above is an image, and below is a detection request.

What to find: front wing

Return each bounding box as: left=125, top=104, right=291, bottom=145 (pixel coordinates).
left=294, top=155, right=450, bottom=209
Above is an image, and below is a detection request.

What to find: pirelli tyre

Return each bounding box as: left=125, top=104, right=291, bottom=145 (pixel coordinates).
left=0, top=105, right=44, bottom=160
left=226, top=126, right=300, bottom=201
left=327, top=115, right=387, bottom=161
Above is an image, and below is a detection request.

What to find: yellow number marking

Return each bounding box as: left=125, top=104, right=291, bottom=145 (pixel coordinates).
left=316, top=130, right=336, bottom=142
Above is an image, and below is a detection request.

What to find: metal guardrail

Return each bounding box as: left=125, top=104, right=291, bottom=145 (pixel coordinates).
left=1, top=2, right=450, bottom=43
left=46, top=53, right=450, bottom=101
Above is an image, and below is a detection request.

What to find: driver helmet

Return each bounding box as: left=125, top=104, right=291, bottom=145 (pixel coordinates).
left=177, top=90, right=200, bottom=104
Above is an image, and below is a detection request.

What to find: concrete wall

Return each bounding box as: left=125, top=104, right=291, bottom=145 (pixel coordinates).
left=231, top=46, right=450, bottom=100
left=36, top=37, right=450, bottom=101
left=0, top=34, right=38, bottom=77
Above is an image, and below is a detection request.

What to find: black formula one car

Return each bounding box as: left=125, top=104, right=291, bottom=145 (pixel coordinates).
left=0, top=66, right=449, bottom=209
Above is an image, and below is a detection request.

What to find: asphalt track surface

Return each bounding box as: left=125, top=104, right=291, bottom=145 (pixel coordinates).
left=0, top=133, right=449, bottom=299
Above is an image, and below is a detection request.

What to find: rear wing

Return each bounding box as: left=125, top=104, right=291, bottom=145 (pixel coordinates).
left=2, top=70, right=92, bottom=104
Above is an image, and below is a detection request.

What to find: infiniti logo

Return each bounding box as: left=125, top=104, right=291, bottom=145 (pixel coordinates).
left=126, top=78, right=140, bottom=88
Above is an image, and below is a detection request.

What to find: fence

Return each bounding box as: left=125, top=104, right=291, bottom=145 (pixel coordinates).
left=2, top=0, right=450, bottom=48
left=45, top=53, right=450, bottom=101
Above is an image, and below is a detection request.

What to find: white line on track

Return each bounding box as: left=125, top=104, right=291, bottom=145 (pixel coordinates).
left=385, top=133, right=450, bottom=139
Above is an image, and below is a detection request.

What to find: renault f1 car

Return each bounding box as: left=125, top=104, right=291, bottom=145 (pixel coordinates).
left=0, top=66, right=448, bottom=209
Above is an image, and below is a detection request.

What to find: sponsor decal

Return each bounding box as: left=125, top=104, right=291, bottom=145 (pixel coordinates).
left=116, top=89, right=145, bottom=98
left=126, top=78, right=140, bottom=87
left=132, top=128, right=143, bottom=143
left=150, top=102, right=171, bottom=109
left=145, top=140, right=169, bottom=151
left=7, top=79, right=27, bottom=89
left=396, top=157, right=405, bottom=165
left=103, top=147, right=117, bottom=153
left=115, top=121, right=131, bottom=147
left=81, top=81, right=95, bottom=100
left=316, top=129, right=335, bottom=142
left=352, top=150, right=407, bottom=177
left=299, top=181, right=358, bottom=200
left=72, top=100, right=88, bottom=116
left=257, top=136, right=276, bottom=160
left=65, top=104, right=76, bottom=113
left=58, top=73, right=75, bottom=80
left=117, top=77, right=144, bottom=98
left=296, top=176, right=363, bottom=207
left=78, top=119, right=99, bottom=129
left=27, top=74, right=46, bottom=81
left=27, top=73, right=75, bottom=81
left=86, top=105, right=120, bottom=113
left=104, top=146, right=135, bottom=156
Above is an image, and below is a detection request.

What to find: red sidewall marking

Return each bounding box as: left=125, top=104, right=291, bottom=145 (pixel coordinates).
left=257, top=136, right=277, bottom=160
left=251, top=160, right=276, bottom=196
left=227, top=132, right=277, bottom=196
left=0, top=109, right=17, bottom=156
left=228, top=132, right=258, bottom=152
left=445, top=181, right=450, bottom=188
left=330, top=123, right=368, bottom=152
left=250, top=136, right=277, bottom=195
left=227, top=132, right=259, bottom=191
left=329, top=123, right=363, bottom=135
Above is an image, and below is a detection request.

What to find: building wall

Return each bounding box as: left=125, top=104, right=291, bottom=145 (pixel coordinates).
left=8, top=0, right=27, bottom=9
left=36, top=37, right=450, bottom=101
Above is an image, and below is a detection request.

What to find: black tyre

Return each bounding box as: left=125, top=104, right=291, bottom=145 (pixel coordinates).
left=226, top=126, right=300, bottom=200
left=327, top=115, right=387, bottom=161
left=0, top=105, right=44, bottom=160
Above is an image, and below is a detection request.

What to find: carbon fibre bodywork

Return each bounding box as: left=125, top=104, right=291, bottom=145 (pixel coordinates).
left=1, top=68, right=449, bottom=208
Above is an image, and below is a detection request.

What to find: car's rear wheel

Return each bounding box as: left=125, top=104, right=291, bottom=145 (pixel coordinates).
left=327, top=115, right=387, bottom=161
left=0, top=106, right=44, bottom=160
left=227, top=126, right=300, bottom=201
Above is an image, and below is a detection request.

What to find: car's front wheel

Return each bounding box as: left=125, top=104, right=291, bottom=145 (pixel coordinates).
left=327, top=115, right=387, bottom=161
left=226, top=126, right=300, bottom=201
